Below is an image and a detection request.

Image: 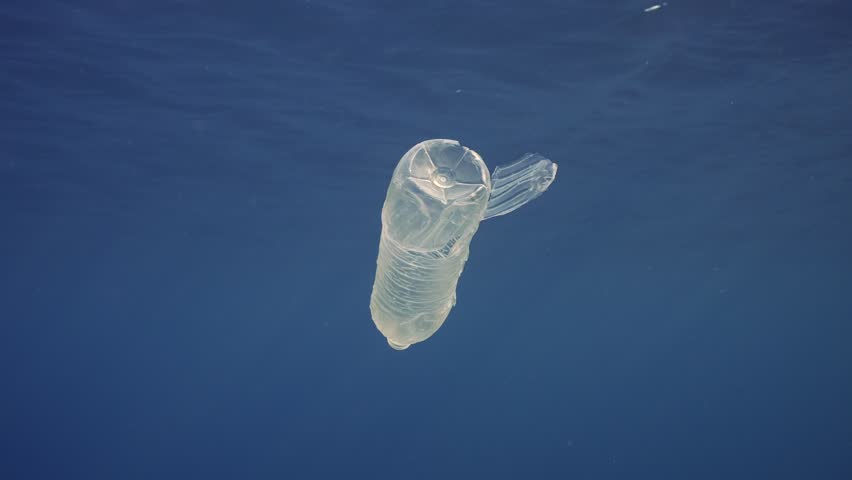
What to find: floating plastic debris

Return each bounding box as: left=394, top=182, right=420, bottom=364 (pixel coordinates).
left=370, top=139, right=557, bottom=350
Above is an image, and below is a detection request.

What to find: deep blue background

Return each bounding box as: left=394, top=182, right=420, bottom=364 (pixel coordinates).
left=2, top=0, right=851, bottom=478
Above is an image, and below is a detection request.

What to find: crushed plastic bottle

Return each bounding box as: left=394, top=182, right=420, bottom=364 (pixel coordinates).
left=370, top=139, right=557, bottom=350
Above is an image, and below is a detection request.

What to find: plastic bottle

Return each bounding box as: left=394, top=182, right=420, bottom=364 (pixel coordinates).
left=370, top=139, right=557, bottom=350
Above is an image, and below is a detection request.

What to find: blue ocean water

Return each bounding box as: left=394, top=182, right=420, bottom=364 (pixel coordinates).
left=2, top=0, right=851, bottom=478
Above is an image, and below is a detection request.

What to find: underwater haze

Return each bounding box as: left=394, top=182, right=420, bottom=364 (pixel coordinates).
left=2, top=0, right=851, bottom=478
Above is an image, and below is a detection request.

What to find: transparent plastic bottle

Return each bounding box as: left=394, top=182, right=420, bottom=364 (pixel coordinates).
left=370, top=139, right=557, bottom=350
